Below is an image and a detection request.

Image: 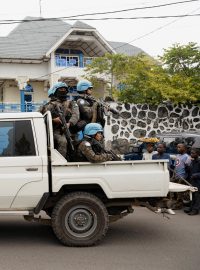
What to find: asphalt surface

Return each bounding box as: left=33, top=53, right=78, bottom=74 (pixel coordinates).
left=0, top=207, right=199, bottom=270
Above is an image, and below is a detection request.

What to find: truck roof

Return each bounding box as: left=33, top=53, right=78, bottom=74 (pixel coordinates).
left=0, top=112, right=43, bottom=119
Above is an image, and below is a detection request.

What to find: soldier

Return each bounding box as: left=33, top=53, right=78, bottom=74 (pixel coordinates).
left=40, top=82, right=79, bottom=159
left=39, top=85, right=56, bottom=114
left=76, top=123, right=114, bottom=163
left=75, top=80, right=105, bottom=133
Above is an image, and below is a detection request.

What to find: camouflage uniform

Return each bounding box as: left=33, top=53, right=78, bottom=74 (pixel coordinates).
left=75, top=95, right=105, bottom=131
left=76, top=137, right=112, bottom=163
left=40, top=99, right=79, bottom=158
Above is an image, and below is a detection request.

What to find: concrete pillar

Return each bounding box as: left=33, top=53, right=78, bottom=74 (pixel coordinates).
left=16, top=76, right=29, bottom=90
left=16, top=76, right=29, bottom=112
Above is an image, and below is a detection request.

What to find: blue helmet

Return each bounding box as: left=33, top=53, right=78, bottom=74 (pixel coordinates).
left=77, top=80, right=93, bottom=92
left=84, top=123, right=103, bottom=136
left=48, top=86, right=54, bottom=97
left=51, top=82, right=68, bottom=95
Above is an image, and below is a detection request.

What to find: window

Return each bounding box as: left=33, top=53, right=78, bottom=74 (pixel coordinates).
left=0, top=120, right=36, bottom=157
left=83, top=57, right=93, bottom=66
left=55, top=54, right=79, bottom=67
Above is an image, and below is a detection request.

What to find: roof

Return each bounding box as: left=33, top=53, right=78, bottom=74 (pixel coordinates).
left=0, top=17, right=71, bottom=59
left=0, top=17, right=147, bottom=60
left=108, top=41, right=145, bottom=56
left=72, top=21, right=95, bottom=30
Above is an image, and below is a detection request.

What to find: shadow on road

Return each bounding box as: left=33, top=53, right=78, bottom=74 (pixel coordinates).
left=0, top=217, right=57, bottom=246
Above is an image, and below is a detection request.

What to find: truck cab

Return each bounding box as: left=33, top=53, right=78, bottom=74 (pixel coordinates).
left=0, top=112, right=49, bottom=209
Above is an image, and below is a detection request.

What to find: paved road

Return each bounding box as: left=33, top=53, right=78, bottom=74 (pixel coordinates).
left=0, top=208, right=199, bottom=270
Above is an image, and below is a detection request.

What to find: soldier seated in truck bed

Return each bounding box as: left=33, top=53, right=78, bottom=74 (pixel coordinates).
left=76, top=123, right=120, bottom=163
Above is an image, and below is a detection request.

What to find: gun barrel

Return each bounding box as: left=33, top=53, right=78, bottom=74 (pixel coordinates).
left=99, top=101, right=119, bottom=115
left=109, top=107, right=119, bottom=115
left=87, top=96, right=120, bottom=116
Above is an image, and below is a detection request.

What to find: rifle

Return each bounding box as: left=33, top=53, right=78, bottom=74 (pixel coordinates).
left=86, top=95, right=119, bottom=116
left=91, top=138, right=122, bottom=161
left=105, top=149, right=122, bottom=161
left=99, top=99, right=119, bottom=116
left=55, top=104, right=74, bottom=151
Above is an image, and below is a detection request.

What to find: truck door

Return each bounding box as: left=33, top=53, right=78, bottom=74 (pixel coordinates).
left=0, top=119, right=43, bottom=209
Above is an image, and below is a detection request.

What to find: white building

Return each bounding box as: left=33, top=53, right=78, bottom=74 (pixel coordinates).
left=0, top=17, right=145, bottom=112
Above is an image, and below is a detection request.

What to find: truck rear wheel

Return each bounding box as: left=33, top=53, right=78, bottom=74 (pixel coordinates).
left=51, top=192, right=109, bottom=247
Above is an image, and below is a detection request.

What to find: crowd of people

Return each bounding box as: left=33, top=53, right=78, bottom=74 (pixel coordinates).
left=142, top=142, right=200, bottom=216
left=40, top=80, right=200, bottom=216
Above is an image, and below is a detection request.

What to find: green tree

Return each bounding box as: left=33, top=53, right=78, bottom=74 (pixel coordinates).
left=85, top=53, right=129, bottom=97
left=160, top=42, right=200, bottom=77
left=86, top=43, right=200, bottom=104
left=159, top=42, right=200, bottom=103
left=118, top=55, right=170, bottom=104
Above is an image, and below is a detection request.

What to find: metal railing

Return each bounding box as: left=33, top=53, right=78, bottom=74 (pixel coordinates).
left=55, top=56, right=95, bottom=68
left=0, top=102, right=45, bottom=113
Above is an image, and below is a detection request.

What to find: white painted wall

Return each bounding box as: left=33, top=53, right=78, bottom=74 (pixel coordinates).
left=0, top=62, right=49, bottom=80
left=51, top=65, right=86, bottom=81
left=3, top=81, right=20, bottom=103
left=30, top=81, right=48, bottom=103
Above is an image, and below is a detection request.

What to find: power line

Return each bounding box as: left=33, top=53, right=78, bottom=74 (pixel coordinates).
left=0, top=0, right=199, bottom=25
left=54, top=0, right=200, bottom=18
left=1, top=12, right=199, bottom=53
left=37, top=0, right=200, bottom=19
left=71, top=14, right=200, bottom=20
left=0, top=13, right=200, bottom=25
left=112, top=5, right=200, bottom=51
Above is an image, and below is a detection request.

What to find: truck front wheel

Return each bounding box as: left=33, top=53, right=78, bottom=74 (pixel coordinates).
left=51, top=192, right=109, bottom=247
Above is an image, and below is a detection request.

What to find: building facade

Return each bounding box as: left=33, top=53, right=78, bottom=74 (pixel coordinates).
left=0, top=17, right=145, bottom=112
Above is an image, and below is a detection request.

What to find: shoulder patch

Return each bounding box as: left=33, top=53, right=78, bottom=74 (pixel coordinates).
left=79, top=99, right=85, bottom=105
left=84, top=141, right=91, bottom=147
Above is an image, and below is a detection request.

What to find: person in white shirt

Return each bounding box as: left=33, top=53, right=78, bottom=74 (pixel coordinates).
left=142, top=143, right=157, bottom=160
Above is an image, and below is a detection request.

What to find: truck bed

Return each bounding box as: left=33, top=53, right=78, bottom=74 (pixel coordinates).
left=52, top=160, right=170, bottom=199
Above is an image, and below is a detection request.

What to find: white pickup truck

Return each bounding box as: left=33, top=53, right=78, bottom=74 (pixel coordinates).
left=0, top=112, right=195, bottom=246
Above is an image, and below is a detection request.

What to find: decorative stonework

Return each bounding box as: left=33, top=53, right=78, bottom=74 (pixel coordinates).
left=105, top=103, right=200, bottom=153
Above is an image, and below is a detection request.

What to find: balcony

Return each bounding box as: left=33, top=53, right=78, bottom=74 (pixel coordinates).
left=55, top=55, right=94, bottom=68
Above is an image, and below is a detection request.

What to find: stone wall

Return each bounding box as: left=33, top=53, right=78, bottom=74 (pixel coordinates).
left=104, top=103, right=200, bottom=154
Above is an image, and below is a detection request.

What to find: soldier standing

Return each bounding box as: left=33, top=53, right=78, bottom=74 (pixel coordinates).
left=75, top=80, right=105, bottom=132
left=40, top=82, right=79, bottom=159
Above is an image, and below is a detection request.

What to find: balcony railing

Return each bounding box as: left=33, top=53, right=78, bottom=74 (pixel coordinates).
left=55, top=55, right=95, bottom=68
left=0, top=102, right=45, bottom=113
left=0, top=95, right=79, bottom=112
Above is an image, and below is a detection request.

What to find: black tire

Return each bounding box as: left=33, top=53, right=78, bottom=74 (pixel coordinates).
left=51, top=192, right=109, bottom=247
